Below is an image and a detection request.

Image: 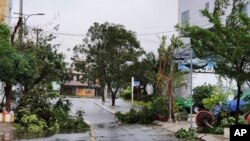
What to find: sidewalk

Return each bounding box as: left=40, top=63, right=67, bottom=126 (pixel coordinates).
left=94, top=98, right=229, bottom=141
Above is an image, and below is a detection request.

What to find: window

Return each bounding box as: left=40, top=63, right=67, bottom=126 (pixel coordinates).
left=205, top=2, right=209, bottom=9
left=181, top=10, right=190, bottom=25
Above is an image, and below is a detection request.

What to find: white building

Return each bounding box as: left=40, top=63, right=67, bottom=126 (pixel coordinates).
left=177, top=0, right=250, bottom=97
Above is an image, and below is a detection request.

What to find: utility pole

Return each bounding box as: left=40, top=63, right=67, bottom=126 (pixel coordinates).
left=168, top=62, right=174, bottom=123
left=131, top=77, right=134, bottom=103
left=18, top=0, right=23, bottom=44
left=35, top=28, right=43, bottom=46
left=189, top=46, right=193, bottom=129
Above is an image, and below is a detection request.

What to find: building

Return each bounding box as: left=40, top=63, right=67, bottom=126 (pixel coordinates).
left=0, top=0, right=12, bottom=25
left=177, top=0, right=250, bottom=97
left=61, top=59, right=99, bottom=97
left=62, top=70, right=95, bottom=97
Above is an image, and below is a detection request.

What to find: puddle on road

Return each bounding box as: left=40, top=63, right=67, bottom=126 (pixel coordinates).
left=0, top=130, right=89, bottom=141
left=93, top=122, right=119, bottom=129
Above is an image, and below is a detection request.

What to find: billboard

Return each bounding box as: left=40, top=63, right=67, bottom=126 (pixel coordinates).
left=76, top=88, right=95, bottom=97
left=0, top=0, right=10, bottom=23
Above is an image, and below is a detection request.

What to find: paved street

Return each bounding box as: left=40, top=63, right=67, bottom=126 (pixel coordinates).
left=70, top=97, right=180, bottom=141
left=3, top=97, right=179, bottom=141
left=1, top=97, right=229, bottom=141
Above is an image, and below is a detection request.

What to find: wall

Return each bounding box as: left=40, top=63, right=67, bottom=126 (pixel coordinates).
left=0, top=0, right=12, bottom=25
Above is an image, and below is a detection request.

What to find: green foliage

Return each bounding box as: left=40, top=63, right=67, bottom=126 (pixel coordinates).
left=151, top=96, right=169, bottom=116
left=74, top=22, right=144, bottom=105
left=15, top=89, right=89, bottom=134
left=197, top=127, right=224, bottom=134
left=181, top=0, right=250, bottom=124
left=0, top=23, right=17, bottom=84
left=221, top=116, right=247, bottom=127
left=193, top=84, right=215, bottom=105
left=175, top=128, right=197, bottom=140
left=115, top=107, right=154, bottom=124
left=16, top=113, right=47, bottom=133
left=0, top=23, right=65, bottom=110
left=134, top=101, right=151, bottom=108
left=202, top=87, right=228, bottom=111
left=121, top=89, right=131, bottom=100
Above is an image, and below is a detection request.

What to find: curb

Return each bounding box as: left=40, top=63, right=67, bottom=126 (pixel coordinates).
left=94, top=102, right=116, bottom=114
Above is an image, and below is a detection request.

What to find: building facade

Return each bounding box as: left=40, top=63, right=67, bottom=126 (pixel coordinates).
left=179, top=0, right=250, bottom=28
left=0, top=0, right=12, bottom=25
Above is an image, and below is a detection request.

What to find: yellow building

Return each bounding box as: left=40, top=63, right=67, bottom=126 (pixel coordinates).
left=0, top=0, right=12, bottom=24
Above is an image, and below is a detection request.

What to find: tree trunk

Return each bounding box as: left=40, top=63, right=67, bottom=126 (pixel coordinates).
left=101, top=87, right=105, bottom=102
left=60, top=85, right=63, bottom=95
left=111, top=93, right=116, bottom=106
left=4, top=83, right=12, bottom=111
left=24, top=85, right=29, bottom=94
left=235, top=83, right=242, bottom=124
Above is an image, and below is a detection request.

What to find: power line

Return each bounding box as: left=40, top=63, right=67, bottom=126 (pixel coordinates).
left=44, top=31, right=86, bottom=37
left=0, top=14, right=18, bottom=19
left=42, top=30, right=177, bottom=38
left=137, top=30, right=176, bottom=36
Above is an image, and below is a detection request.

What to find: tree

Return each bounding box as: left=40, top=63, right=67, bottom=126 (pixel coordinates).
left=74, top=22, right=144, bottom=106
left=0, top=23, right=65, bottom=110
left=0, top=24, right=17, bottom=111
left=10, top=32, right=65, bottom=94
left=183, top=0, right=250, bottom=124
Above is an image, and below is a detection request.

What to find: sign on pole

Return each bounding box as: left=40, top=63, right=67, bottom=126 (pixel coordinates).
left=131, top=77, right=134, bottom=103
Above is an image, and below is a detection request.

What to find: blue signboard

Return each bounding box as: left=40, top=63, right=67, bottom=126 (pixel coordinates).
left=133, top=81, right=140, bottom=87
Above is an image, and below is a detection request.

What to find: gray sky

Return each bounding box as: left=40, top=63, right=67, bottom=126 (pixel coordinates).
left=11, top=0, right=178, bottom=62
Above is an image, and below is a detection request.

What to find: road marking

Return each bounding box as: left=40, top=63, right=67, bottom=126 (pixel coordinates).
left=85, top=120, right=96, bottom=141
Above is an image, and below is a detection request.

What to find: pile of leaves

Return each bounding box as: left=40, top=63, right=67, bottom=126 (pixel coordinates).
left=14, top=89, right=89, bottom=134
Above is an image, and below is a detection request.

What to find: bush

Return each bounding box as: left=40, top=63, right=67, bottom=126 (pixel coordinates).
left=115, top=107, right=154, bottom=124
left=121, top=89, right=131, bottom=100
left=202, top=87, right=228, bottom=111
left=193, top=84, right=215, bottom=106
left=175, top=128, right=197, bottom=140
left=151, top=96, right=169, bottom=116
left=221, top=116, right=247, bottom=127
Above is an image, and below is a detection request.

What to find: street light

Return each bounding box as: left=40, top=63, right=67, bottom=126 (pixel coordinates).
left=23, top=13, right=45, bottom=25
left=13, top=12, right=45, bottom=45
left=13, top=12, right=45, bottom=25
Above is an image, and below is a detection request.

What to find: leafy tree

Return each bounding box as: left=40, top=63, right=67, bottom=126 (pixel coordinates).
left=74, top=22, right=144, bottom=106
left=183, top=0, right=250, bottom=124
left=0, top=23, right=65, bottom=110
left=0, top=24, right=17, bottom=110
left=11, top=32, right=65, bottom=94
left=193, top=84, right=215, bottom=107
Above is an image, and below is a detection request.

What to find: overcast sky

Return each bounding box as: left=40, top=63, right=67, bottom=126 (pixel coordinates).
left=11, top=0, right=178, bottom=62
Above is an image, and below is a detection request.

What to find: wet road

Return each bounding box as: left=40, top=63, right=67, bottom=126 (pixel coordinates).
left=3, top=97, right=180, bottom=141
left=70, top=98, right=179, bottom=141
